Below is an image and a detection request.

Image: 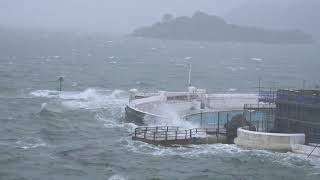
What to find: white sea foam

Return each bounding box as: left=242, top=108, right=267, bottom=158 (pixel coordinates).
left=250, top=57, right=263, bottom=62
left=145, top=103, right=196, bottom=128
left=40, top=103, right=47, bottom=111
left=125, top=137, right=246, bottom=157
left=15, top=137, right=47, bottom=150
left=30, top=88, right=128, bottom=110
left=108, top=174, right=127, bottom=180
left=226, top=66, right=247, bottom=71
left=125, top=137, right=320, bottom=170
left=95, top=113, right=137, bottom=131
left=228, top=88, right=237, bottom=92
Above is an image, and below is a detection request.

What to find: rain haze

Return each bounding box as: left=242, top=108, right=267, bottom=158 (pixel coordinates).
left=0, top=0, right=320, bottom=180
left=0, top=0, right=244, bottom=33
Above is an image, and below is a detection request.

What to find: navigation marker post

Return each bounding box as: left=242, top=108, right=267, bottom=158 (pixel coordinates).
left=188, top=63, right=192, bottom=87
left=58, top=76, right=64, bottom=91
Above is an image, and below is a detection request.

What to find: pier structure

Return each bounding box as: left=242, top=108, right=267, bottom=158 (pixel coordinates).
left=125, top=84, right=320, bottom=156
left=125, top=86, right=210, bottom=125
left=126, top=87, right=244, bottom=145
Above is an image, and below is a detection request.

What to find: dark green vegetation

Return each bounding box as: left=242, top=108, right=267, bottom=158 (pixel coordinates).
left=132, top=11, right=313, bottom=44
left=224, top=114, right=256, bottom=143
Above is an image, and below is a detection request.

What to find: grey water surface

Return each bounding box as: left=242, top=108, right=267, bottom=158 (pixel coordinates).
left=0, top=32, right=320, bottom=180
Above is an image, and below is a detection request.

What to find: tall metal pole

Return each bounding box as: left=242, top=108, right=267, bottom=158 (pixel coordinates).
left=258, top=77, right=261, bottom=108
left=188, top=63, right=192, bottom=87
left=58, top=76, right=64, bottom=91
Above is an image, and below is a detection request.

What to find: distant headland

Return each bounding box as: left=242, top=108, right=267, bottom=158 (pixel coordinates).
left=131, top=11, right=314, bottom=44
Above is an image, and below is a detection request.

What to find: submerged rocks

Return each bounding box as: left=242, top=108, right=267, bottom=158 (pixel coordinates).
left=224, top=114, right=256, bottom=143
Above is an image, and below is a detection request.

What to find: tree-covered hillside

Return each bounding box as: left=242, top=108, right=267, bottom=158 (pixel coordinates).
left=132, top=12, right=313, bottom=44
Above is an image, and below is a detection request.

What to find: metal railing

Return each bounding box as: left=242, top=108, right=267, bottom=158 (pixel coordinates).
left=276, top=90, right=320, bottom=105
left=244, top=103, right=276, bottom=109
left=133, top=126, right=225, bottom=142
left=184, top=110, right=243, bottom=129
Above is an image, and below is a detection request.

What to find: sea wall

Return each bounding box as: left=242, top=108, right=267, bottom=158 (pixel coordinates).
left=125, top=88, right=206, bottom=124
left=234, top=127, right=305, bottom=151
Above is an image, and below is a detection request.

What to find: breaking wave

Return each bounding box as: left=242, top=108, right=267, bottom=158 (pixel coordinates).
left=124, top=138, right=244, bottom=157
left=123, top=137, right=320, bottom=172
left=30, top=88, right=128, bottom=110
left=95, top=112, right=137, bottom=132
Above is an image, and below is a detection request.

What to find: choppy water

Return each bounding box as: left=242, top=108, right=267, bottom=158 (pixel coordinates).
left=1, top=31, right=320, bottom=179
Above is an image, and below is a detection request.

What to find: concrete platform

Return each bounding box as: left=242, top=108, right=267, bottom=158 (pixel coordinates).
left=234, top=127, right=305, bottom=152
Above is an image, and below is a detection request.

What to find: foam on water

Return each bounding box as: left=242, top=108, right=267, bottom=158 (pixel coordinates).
left=226, top=66, right=247, bottom=71
left=149, top=103, right=196, bottom=128
left=228, top=88, right=237, bottom=92
left=15, top=137, right=47, bottom=150
left=30, top=88, right=128, bottom=110
left=125, top=138, right=244, bottom=157
left=95, top=112, right=137, bottom=132
left=250, top=57, right=263, bottom=62
left=108, top=174, right=127, bottom=180
left=124, top=137, right=320, bottom=171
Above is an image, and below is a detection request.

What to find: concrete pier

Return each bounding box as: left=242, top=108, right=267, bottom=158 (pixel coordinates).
left=234, top=127, right=305, bottom=151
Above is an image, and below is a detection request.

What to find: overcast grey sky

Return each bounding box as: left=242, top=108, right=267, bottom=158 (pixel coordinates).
left=0, top=0, right=244, bottom=33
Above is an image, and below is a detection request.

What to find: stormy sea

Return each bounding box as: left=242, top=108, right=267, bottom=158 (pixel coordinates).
left=0, top=31, right=320, bottom=180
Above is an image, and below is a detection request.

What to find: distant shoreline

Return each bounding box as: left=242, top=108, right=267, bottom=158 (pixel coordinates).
left=131, top=12, right=314, bottom=44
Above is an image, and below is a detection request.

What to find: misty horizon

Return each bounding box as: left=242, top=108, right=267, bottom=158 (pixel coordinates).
left=0, top=0, right=243, bottom=33
left=0, top=0, right=318, bottom=37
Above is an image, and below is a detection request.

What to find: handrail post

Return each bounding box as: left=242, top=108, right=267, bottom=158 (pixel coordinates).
left=153, top=132, right=156, bottom=141
left=200, top=111, right=203, bottom=128
left=190, top=129, right=192, bottom=138
left=185, top=130, right=187, bottom=139
left=134, top=128, right=137, bottom=137
left=175, top=130, right=178, bottom=140
left=165, top=131, right=168, bottom=141
left=227, top=113, right=229, bottom=125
